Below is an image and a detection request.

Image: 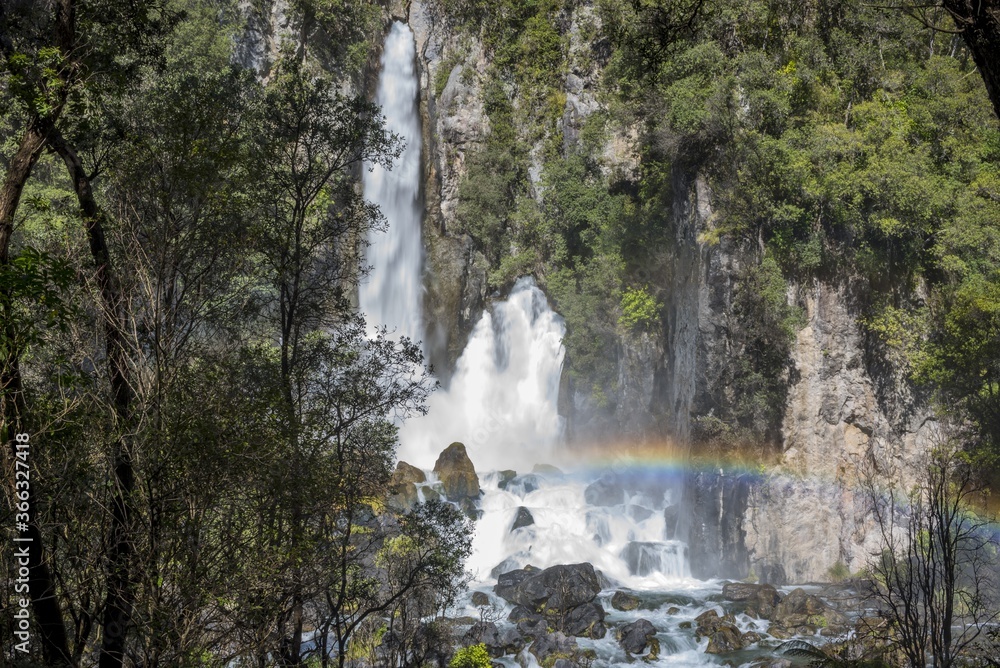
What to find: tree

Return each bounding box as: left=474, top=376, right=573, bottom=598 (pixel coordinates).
left=860, top=441, right=1000, bottom=668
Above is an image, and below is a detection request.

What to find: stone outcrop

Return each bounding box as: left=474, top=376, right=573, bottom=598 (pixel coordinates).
left=433, top=442, right=480, bottom=501
left=494, top=563, right=601, bottom=613
left=387, top=461, right=426, bottom=510
left=495, top=564, right=606, bottom=640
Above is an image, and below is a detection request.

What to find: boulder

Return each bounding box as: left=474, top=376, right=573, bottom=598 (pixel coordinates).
left=499, top=627, right=527, bottom=654
left=722, top=582, right=782, bottom=619
left=694, top=609, right=741, bottom=646
left=561, top=601, right=606, bottom=639
left=722, top=582, right=770, bottom=602
left=529, top=631, right=577, bottom=665
left=617, top=619, right=658, bottom=656
left=584, top=475, right=624, bottom=506
left=773, top=588, right=849, bottom=629
left=387, top=461, right=426, bottom=509
left=433, top=443, right=480, bottom=500
left=471, top=591, right=491, bottom=607
left=611, top=591, right=642, bottom=611
left=497, top=470, right=517, bottom=490
left=462, top=622, right=504, bottom=658
left=705, top=624, right=745, bottom=654
left=494, top=563, right=601, bottom=614
left=512, top=507, right=535, bottom=531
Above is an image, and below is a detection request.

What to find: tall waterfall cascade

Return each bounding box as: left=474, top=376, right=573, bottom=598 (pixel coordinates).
left=359, top=22, right=424, bottom=345
left=363, top=22, right=692, bottom=601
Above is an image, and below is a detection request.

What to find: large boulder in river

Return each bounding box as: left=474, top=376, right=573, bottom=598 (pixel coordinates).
left=722, top=582, right=782, bottom=618
left=494, top=563, right=601, bottom=613
left=617, top=619, right=659, bottom=658
left=610, top=591, right=641, bottom=611
left=388, top=461, right=426, bottom=509
left=433, top=442, right=480, bottom=501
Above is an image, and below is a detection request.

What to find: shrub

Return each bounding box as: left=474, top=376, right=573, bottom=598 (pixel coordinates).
left=449, top=643, right=491, bottom=668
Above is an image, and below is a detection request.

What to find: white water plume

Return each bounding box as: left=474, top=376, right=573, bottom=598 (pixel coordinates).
left=397, top=277, right=566, bottom=472
left=359, top=22, right=424, bottom=346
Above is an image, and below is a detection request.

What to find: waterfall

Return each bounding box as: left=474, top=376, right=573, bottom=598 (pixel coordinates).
left=397, top=277, right=566, bottom=472
left=359, top=22, right=424, bottom=345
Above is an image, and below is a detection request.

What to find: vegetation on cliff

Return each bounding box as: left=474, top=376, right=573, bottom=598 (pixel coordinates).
left=432, top=0, right=1000, bottom=465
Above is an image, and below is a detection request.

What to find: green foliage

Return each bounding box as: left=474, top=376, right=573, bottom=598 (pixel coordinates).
left=449, top=644, right=492, bottom=668
left=619, top=286, right=660, bottom=331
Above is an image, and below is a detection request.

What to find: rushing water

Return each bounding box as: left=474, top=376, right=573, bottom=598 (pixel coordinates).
left=397, top=277, right=566, bottom=472
left=359, top=22, right=424, bottom=345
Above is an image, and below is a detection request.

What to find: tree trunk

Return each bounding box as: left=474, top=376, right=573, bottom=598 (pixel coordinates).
left=943, top=0, right=1000, bottom=119
left=1, top=121, right=75, bottom=666
left=50, top=130, right=136, bottom=668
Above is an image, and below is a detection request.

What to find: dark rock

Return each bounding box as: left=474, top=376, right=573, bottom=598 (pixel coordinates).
left=529, top=631, right=577, bottom=665
left=684, top=471, right=752, bottom=580
left=433, top=443, right=480, bottom=500
left=666, top=606, right=680, bottom=615
left=628, top=505, right=655, bottom=522
left=497, top=470, right=517, bottom=490
left=611, top=591, right=641, bottom=611
left=617, top=618, right=657, bottom=655
left=508, top=605, right=536, bottom=623
left=663, top=505, right=680, bottom=539
left=678, top=621, right=693, bottom=629
left=517, top=616, right=548, bottom=640
left=512, top=507, right=535, bottom=531
left=722, top=582, right=767, bottom=602
left=387, top=461, right=426, bottom=509
left=471, top=591, right=491, bottom=607
left=507, top=474, right=541, bottom=495
left=584, top=475, right=624, bottom=506
left=463, top=622, right=504, bottom=658
left=499, top=627, right=527, bottom=654
left=552, top=660, right=578, bottom=668
left=422, top=487, right=441, bottom=503
left=494, top=563, right=601, bottom=613
left=705, top=625, right=745, bottom=654
left=723, top=582, right=782, bottom=618
left=741, top=631, right=762, bottom=645
left=561, top=601, right=606, bottom=639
